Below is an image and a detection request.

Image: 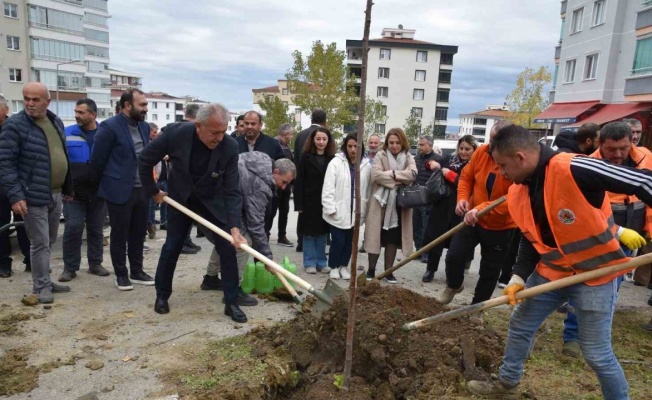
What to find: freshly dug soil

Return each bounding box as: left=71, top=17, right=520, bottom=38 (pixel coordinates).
left=172, top=283, right=505, bottom=399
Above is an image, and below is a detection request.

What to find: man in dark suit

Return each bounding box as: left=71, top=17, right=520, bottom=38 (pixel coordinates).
left=139, top=103, right=248, bottom=323
left=90, top=88, right=154, bottom=291
left=293, top=109, right=327, bottom=251
left=229, top=114, right=245, bottom=138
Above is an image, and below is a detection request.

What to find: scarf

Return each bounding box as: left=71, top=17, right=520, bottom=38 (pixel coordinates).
left=374, top=151, right=407, bottom=230
left=448, top=154, right=468, bottom=173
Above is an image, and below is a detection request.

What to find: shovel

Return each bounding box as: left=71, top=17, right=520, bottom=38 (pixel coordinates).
left=369, top=196, right=507, bottom=284
left=402, top=251, right=652, bottom=331
left=0, top=221, right=24, bottom=234
left=163, top=196, right=344, bottom=310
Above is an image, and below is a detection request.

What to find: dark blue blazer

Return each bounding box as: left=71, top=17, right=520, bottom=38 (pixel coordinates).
left=90, top=113, right=150, bottom=204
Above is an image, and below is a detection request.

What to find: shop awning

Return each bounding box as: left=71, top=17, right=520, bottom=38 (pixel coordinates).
left=533, top=101, right=601, bottom=124
left=565, top=103, right=652, bottom=127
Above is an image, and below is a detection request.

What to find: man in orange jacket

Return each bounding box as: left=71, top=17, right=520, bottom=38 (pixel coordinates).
left=467, top=123, right=651, bottom=400
left=437, top=120, right=520, bottom=305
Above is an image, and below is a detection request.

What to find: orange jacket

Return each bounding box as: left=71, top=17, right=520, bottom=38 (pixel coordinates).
left=590, top=145, right=652, bottom=235
left=457, top=144, right=515, bottom=230
left=508, top=153, right=629, bottom=286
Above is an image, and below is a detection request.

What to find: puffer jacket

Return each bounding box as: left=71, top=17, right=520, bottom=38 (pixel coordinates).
left=239, top=151, right=274, bottom=259
left=65, top=124, right=98, bottom=201
left=322, top=152, right=372, bottom=229
left=0, top=110, right=73, bottom=206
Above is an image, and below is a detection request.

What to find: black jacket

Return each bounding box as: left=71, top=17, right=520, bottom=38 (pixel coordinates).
left=294, top=152, right=333, bottom=236
left=294, top=124, right=321, bottom=164
left=415, top=151, right=445, bottom=186
left=138, top=122, right=243, bottom=229
left=236, top=132, right=284, bottom=160
left=553, top=131, right=583, bottom=154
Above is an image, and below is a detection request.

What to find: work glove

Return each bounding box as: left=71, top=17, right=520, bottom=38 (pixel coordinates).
left=618, top=227, right=647, bottom=250
left=502, top=275, right=525, bottom=306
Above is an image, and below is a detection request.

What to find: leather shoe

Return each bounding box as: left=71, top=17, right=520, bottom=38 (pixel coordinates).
left=221, top=288, right=259, bottom=306
left=224, top=304, right=247, bottom=323
left=422, top=270, right=435, bottom=283
left=154, top=297, right=170, bottom=314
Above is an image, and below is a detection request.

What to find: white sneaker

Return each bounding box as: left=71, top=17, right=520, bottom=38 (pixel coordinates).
left=497, top=282, right=507, bottom=289
left=625, top=272, right=634, bottom=282
left=321, top=266, right=331, bottom=273
left=305, top=267, right=317, bottom=274
left=329, top=268, right=340, bottom=279
left=339, top=267, right=351, bottom=280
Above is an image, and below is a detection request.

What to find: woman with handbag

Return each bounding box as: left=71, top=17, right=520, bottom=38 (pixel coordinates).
left=364, top=128, right=417, bottom=283
left=322, top=134, right=372, bottom=280
left=421, top=135, right=478, bottom=282
left=294, top=127, right=336, bottom=274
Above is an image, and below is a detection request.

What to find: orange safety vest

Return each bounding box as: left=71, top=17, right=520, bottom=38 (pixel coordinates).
left=590, top=145, right=652, bottom=235
left=507, top=152, right=629, bottom=286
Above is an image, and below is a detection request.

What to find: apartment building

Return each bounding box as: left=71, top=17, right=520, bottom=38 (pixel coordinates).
left=0, top=0, right=113, bottom=123
left=535, top=0, right=652, bottom=135
left=251, top=79, right=310, bottom=130
left=346, top=25, right=458, bottom=136
left=107, top=67, right=142, bottom=90
left=459, top=104, right=510, bottom=143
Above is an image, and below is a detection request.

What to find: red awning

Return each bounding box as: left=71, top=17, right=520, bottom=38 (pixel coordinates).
left=566, top=103, right=652, bottom=127
left=533, top=101, right=601, bottom=124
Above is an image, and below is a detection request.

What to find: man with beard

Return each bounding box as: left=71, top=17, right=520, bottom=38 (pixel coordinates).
left=91, top=88, right=155, bottom=291
left=553, top=123, right=600, bottom=155
left=59, top=99, right=110, bottom=282
left=624, top=118, right=643, bottom=147
left=366, top=134, right=381, bottom=165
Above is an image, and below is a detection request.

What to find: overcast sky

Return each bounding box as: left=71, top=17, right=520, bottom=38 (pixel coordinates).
left=108, top=0, right=561, bottom=127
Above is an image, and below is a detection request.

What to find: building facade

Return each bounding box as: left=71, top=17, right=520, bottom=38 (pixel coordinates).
left=459, top=105, right=510, bottom=143
left=346, top=26, right=458, bottom=136
left=536, top=0, right=652, bottom=135
left=251, top=79, right=310, bottom=130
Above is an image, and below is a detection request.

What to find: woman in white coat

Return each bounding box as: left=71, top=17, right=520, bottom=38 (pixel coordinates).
left=322, top=134, right=371, bottom=280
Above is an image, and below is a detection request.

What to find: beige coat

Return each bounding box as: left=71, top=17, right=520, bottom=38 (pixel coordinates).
left=364, top=150, right=417, bottom=255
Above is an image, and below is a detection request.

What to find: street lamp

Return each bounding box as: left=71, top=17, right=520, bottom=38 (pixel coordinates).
left=56, top=59, right=80, bottom=115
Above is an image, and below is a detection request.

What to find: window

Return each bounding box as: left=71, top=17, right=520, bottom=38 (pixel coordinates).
left=584, top=53, right=599, bottom=80
left=166, top=114, right=170, bottom=120
left=6, top=35, right=19, bottom=50
left=282, top=88, right=288, bottom=95
left=85, top=61, right=107, bottom=73
left=377, top=86, right=388, bottom=98
left=83, top=0, right=108, bottom=12
left=4, top=2, right=17, bottom=18
left=84, top=28, right=109, bottom=43
left=84, top=12, right=108, bottom=26
left=33, top=69, right=84, bottom=90
left=564, top=59, right=577, bottom=83
left=439, top=70, right=452, bottom=83
left=472, top=128, right=486, bottom=136
left=559, top=18, right=566, bottom=41
left=153, top=102, right=158, bottom=109
left=283, top=101, right=288, bottom=107
left=87, top=92, right=110, bottom=103
left=570, top=7, right=584, bottom=34
left=31, top=38, right=84, bottom=62
left=9, top=68, right=22, bottom=82
left=166, top=103, right=170, bottom=109
left=86, top=45, right=109, bottom=58
left=379, top=48, right=391, bottom=60
left=28, top=5, right=84, bottom=34
left=84, top=76, right=110, bottom=88
left=412, top=107, right=423, bottom=118
left=473, top=118, right=487, bottom=126
left=416, top=51, right=428, bottom=62
left=437, top=89, right=450, bottom=102
left=415, top=70, right=426, bottom=81
left=440, top=53, right=454, bottom=65
left=591, top=0, right=606, bottom=26
left=266, top=95, right=274, bottom=101
left=435, top=107, right=448, bottom=121
left=374, top=123, right=386, bottom=134
left=552, top=64, right=560, bottom=89
left=381, top=105, right=387, bottom=116
left=378, top=67, right=390, bottom=79
left=11, top=100, right=23, bottom=112
left=152, top=114, right=158, bottom=121
left=632, top=37, right=652, bottom=75
left=413, top=89, right=424, bottom=100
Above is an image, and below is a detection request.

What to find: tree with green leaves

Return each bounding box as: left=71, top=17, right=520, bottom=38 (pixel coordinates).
left=258, top=96, right=296, bottom=138
left=364, top=97, right=388, bottom=139
left=286, top=41, right=358, bottom=137
left=505, top=66, right=552, bottom=128
left=403, top=110, right=422, bottom=145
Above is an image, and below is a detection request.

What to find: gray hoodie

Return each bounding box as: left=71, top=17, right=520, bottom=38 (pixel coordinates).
left=238, top=151, right=274, bottom=258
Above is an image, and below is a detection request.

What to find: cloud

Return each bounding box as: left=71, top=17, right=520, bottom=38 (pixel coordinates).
left=108, top=0, right=561, bottom=125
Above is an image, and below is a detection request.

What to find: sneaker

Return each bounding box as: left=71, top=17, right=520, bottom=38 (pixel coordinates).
left=359, top=246, right=366, bottom=254
left=357, top=264, right=365, bottom=271
left=116, top=275, right=134, bottom=291
left=0, top=266, right=11, bottom=278
left=624, top=272, right=635, bottom=282
left=143, top=243, right=150, bottom=252
left=384, top=273, right=398, bottom=284
left=186, top=239, right=201, bottom=251
left=38, top=287, right=54, bottom=304
left=159, top=223, right=168, bottom=231
left=321, top=266, right=332, bottom=274
left=278, top=236, right=294, bottom=247
left=339, top=267, right=351, bottom=280
left=130, top=271, right=154, bottom=286
left=24, top=263, right=31, bottom=272
left=88, top=264, right=110, bottom=276
left=51, top=282, right=71, bottom=293
left=296, top=244, right=303, bottom=252
left=437, top=286, right=464, bottom=304
left=562, top=341, right=581, bottom=358
left=497, top=282, right=507, bottom=289
left=305, top=266, right=317, bottom=274
left=200, top=274, right=222, bottom=291
left=58, top=270, right=77, bottom=282
left=147, top=224, right=157, bottom=240
left=181, top=244, right=198, bottom=254
left=366, top=269, right=375, bottom=281
left=467, top=375, right=518, bottom=399
left=329, top=268, right=340, bottom=279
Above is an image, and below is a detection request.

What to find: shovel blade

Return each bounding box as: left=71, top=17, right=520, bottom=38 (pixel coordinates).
left=311, top=278, right=347, bottom=315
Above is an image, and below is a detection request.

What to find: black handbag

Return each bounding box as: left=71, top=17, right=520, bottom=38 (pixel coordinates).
left=396, top=184, right=429, bottom=209
left=425, top=168, right=451, bottom=203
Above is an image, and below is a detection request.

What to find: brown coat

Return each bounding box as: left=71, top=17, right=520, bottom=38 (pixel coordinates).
left=364, top=150, right=417, bottom=255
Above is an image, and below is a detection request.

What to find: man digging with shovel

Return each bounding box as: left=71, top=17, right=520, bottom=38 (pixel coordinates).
left=466, top=124, right=652, bottom=400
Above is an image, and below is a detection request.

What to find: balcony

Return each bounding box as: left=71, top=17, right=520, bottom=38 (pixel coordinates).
left=29, top=22, right=84, bottom=36
left=554, top=45, right=561, bottom=60
left=53, top=0, right=83, bottom=7
left=561, top=0, right=567, bottom=15
left=636, top=7, right=652, bottom=30
left=625, top=73, right=652, bottom=99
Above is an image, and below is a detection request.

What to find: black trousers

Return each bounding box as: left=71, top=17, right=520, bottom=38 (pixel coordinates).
left=445, top=225, right=518, bottom=304
left=106, top=187, right=148, bottom=277
left=0, top=194, right=30, bottom=268
left=498, top=229, right=521, bottom=284
left=155, top=195, right=239, bottom=305
left=270, top=186, right=291, bottom=237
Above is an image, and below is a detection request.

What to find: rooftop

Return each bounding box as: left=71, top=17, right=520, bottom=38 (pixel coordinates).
left=462, top=109, right=511, bottom=118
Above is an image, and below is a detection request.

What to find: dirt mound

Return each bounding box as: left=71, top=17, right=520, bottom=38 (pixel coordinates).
left=171, top=284, right=505, bottom=399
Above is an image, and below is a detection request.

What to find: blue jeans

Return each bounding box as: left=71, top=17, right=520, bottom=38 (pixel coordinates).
left=412, top=205, right=429, bottom=250
left=499, top=271, right=628, bottom=400
left=328, top=226, right=353, bottom=269
left=62, top=197, right=105, bottom=271
left=303, top=234, right=327, bottom=270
